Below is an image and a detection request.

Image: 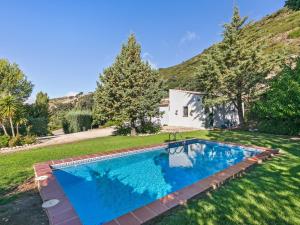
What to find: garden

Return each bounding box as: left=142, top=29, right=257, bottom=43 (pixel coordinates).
left=1, top=2, right=300, bottom=225
left=0, top=130, right=300, bottom=225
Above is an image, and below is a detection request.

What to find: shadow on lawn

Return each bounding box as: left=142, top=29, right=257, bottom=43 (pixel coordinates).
left=149, top=130, right=300, bottom=225
left=0, top=188, right=48, bottom=225
left=206, top=130, right=300, bottom=157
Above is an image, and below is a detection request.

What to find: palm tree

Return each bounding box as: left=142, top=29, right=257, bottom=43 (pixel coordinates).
left=15, top=109, right=28, bottom=136
left=0, top=95, right=20, bottom=137
left=0, top=117, right=9, bottom=136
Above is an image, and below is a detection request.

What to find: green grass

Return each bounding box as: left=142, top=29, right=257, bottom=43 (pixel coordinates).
left=1, top=130, right=300, bottom=224
left=288, top=27, right=300, bottom=39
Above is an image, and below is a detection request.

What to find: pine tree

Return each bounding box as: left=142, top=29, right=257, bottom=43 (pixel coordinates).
left=285, top=0, right=300, bottom=10
left=195, top=7, right=277, bottom=127
left=93, top=34, right=164, bottom=135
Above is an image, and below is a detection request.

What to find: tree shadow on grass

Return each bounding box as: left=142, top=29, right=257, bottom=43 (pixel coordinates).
left=205, top=130, right=300, bottom=157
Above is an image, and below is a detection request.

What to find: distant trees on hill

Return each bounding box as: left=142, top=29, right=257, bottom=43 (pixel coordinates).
left=48, top=93, right=94, bottom=132
left=285, top=0, right=300, bottom=10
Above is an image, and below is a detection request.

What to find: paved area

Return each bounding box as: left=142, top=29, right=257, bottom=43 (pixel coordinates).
left=161, top=126, right=203, bottom=132
left=1, top=127, right=115, bottom=154
left=290, top=136, right=300, bottom=141
left=1, top=126, right=202, bottom=154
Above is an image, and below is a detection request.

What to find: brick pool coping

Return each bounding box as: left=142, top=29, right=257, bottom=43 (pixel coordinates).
left=33, top=140, right=279, bottom=225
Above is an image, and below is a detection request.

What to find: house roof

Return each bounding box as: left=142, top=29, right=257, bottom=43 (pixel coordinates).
left=170, top=89, right=206, bottom=95
left=160, top=98, right=169, bottom=107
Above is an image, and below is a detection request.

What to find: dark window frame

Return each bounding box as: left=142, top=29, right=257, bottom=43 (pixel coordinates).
left=183, top=106, right=188, bottom=117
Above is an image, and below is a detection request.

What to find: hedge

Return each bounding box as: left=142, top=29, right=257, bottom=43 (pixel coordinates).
left=62, top=110, right=92, bottom=134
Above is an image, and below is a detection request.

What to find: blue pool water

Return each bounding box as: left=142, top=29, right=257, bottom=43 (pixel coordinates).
left=53, top=140, right=259, bottom=225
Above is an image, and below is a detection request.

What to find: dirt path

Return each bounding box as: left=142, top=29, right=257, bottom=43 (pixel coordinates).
left=1, top=127, right=115, bottom=154
left=0, top=180, right=48, bottom=225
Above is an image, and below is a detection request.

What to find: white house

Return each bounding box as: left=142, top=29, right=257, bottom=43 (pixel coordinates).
left=158, top=89, right=239, bottom=129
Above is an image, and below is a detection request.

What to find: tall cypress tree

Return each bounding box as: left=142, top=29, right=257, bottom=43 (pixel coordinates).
left=34, top=92, right=49, bottom=119
left=195, top=7, right=277, bottom=127
left=93, top=34, right=164, bottom=135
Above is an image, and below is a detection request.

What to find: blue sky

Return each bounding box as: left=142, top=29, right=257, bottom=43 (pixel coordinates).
left=0, top=0, right=285, bottom=99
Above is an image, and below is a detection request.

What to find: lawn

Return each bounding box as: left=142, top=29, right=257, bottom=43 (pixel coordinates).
left=1, top=130, right=300, bottom=224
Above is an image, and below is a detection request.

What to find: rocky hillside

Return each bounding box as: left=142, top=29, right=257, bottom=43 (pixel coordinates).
left=159, top=8, right=300, bottom=89
left=49, top=92, right=93, bottom=111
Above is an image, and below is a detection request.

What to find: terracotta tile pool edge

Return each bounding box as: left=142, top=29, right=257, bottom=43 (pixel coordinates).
left=106, top=147, right=279, bottom=225
left=34, top=143, right=168, bottom=225
left=33, top=140, right=280, bottom=225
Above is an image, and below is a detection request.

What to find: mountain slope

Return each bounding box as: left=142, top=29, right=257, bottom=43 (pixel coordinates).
left=159, top=8, right=300, bottom=89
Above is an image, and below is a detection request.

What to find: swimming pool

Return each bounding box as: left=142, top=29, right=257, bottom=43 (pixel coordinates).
left=52, top=139, right=260, bottom=225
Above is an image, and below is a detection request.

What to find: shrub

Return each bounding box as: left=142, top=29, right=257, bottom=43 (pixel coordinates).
left=288, top=28, right=300, bottom=39
left=63, top=110, right=92, bottom=134
left=114, top=124, right=132, bottom=136
left=102, top=120, right=119, bottom=128
left=49, top=110, right=68, bottom=131
left=21, top=135, right=37, bottom=145
left=28, top=117, right=48, bottom=136
left=0, top=135, right=10, bottom=148
left=8, top=135, right=22, bottom=147
left=62, top=117, right=70, bottom=134
left=137, top=121, right=161, bottom=134
left=250, top=58, right=300, bottom=135
left=114, top=121, right=161, bottom=136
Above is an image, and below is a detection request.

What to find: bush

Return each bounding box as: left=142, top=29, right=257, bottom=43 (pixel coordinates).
left=288, top=28, right=300, bottom=39
left=28, top=117, right=48, bottom=136
left=102, top=120, right=119, bottom=128
left=114, top=121, right=161, bottom=136
left=137, top=121, right=161, bottom=134
left=250, top=58, right=300, bottom=136
left=21, top=135, right=37, bottom=145
left=0, top=135, right=10, bottom=148
left=1, top=135, right=37, bottom=148
left=8, top=135, right=22, bottom=147
left=62, top=117, right=70, bottom=134
left=63, top=110, right=92, bottom=134
left=49, top=102, right=74, bottom=130
left=114, top=124, right=132, bottom=136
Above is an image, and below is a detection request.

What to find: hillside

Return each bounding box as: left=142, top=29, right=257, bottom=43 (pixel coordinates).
left=49, top=92, right=93, bottom=110
left=159, top=8, right=300, bottom=89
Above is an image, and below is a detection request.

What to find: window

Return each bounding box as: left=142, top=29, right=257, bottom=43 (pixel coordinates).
left=183, top=106, right=188, bottom=117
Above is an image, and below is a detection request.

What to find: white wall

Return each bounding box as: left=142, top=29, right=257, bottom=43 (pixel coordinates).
left=157, top=89, right=240, bottom=129
left=168, top=90, right=206, bottom=128
left=158, top=106, right=169, bottom=126
left=213, top=104, right=239, bottom=127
